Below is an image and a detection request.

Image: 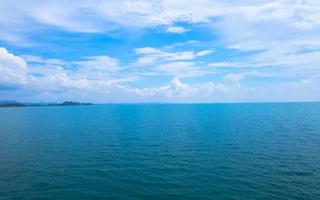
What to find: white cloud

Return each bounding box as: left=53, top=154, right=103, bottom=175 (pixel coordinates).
left=1, top=0, right=320, bottom=45
left=166, top=26, right=188, bottom=34
left=196, top=50, right=213, bottom=56
left=0, top=47, right=238, bottom=102
left=136, top=56, right=158, bottom=66
left=135, top=47, right=162, bottom=55
left=224, top=73, right=244, bottom=83
left=134, top=47, right=196, bottom=66
left=30, top=67, right=89, bottom=91
left=1, top=0, right=320, bottom=102
left=156, top=61, right=197, bottom=77
left=0, top=47, right=29, bottom=88
left=134, top=46, right=213, bottom=67
left=1, top=1, right=319, bottom=30
left=74, top=56, right=122, bottom=80
left=114, top=75, right=247, bottom=102
left=209, top=47, right=320, bottom=70
left=0, top=48, right=131, bottom=94
left=133, top=46, right=216, bottom=77
left=168, top=51, right=196, bottom=60
left=209, top=62, right=241, bottom=68
left=1, top=47, right=320, bottom=102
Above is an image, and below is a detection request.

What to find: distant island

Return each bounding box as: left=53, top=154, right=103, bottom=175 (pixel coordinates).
left=0, top=101, right=92, bottom=107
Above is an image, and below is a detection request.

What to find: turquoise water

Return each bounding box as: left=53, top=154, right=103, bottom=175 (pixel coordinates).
left=0, top=103, right=320, bottom=200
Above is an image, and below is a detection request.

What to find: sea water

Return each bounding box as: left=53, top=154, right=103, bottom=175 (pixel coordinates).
left=0, top=103, right=320, bottom=199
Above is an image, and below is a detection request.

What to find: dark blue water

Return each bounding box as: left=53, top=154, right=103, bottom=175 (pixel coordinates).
left=1, top=103, right=320, bottom=200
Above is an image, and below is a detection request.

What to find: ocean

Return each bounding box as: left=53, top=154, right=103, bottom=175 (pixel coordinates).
left=0, top=103, right=320, bottom=200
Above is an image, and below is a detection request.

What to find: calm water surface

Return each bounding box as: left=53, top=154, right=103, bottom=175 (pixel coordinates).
left=0, top=103, right=320, bottom=200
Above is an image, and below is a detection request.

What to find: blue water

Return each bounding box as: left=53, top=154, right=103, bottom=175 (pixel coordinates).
left=0, top=103, right=320, bottom=200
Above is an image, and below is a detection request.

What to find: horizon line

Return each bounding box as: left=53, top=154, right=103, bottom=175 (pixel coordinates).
left=1, top=100, right=320, bottom=105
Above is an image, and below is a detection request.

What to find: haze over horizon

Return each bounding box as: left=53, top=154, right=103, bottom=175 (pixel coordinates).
left=1, top=0, right=320, bottom=103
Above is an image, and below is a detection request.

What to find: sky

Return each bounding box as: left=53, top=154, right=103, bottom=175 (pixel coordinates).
left=0, top=0, right=320, bottom=103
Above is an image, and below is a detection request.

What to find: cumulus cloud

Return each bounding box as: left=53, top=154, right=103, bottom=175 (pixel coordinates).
left=1, top=47, right=320, bottom=102
left=0, top=47, right=126, bottom=93
left=0, top=47, right=29, bottom=89
left=0, top=47, right=240, bottom=102
left=114, top=73, right=248, bottom=102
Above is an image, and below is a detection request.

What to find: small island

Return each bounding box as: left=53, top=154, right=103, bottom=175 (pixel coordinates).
left=0, top=101, right=25, bottom=107
left=61, top=101, right=92, bottom=106
left=0, top=101, right=92, bottom=107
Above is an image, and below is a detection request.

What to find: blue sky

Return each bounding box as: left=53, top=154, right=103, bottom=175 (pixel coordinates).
left=0, top=0, right=320, bottom=103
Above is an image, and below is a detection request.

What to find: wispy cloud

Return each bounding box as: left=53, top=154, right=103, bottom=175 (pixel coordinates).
left=1, top=1, right=320, bottom=102
left=134, top=47, right=212, bottom=66
left=166, top=26, right=188, bottom=34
